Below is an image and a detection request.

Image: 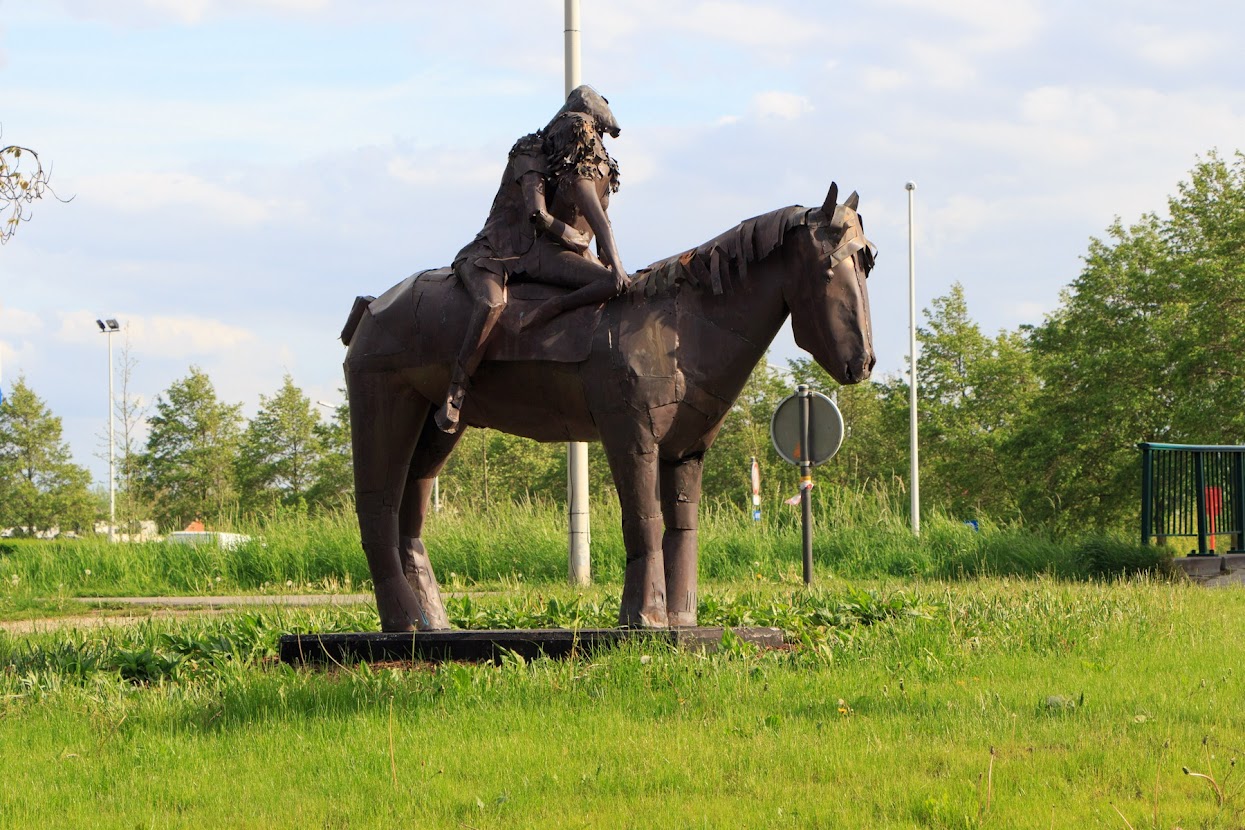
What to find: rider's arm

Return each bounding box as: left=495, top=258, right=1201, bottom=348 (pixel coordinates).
left=521, top=172, right=589, bottom=254
left=511, top=133, right=589, bottom=254
left=568, top=176, right=628, bottom=291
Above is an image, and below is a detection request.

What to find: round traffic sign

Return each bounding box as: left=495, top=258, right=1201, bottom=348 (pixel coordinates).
left=770, top=389, right=844, bottom=467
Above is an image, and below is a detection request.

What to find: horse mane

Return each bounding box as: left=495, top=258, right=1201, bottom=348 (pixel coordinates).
left=628, top=205, right=810, bottom=298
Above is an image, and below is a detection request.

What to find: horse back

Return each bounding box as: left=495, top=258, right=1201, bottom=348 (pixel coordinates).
left=343, top=268, right=603, bottom=372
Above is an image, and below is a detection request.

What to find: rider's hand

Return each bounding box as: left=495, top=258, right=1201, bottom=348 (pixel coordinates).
left=612, top=267, right=631, bottom=295
left=531, top=210, right=553, bottom=232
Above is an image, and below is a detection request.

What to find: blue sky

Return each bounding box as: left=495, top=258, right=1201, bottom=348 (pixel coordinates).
left=3, top=0, right=1244, bottom=485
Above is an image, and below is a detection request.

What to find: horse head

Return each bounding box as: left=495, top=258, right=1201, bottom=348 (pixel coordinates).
left=783, top=182, right=877, bottom=385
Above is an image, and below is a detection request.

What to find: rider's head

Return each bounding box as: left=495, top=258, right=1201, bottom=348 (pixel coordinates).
left=555, top=85, right=621, bottom=138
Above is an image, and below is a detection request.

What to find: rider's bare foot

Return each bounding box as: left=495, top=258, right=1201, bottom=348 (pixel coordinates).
left=435, top=402, right=459, bottom=433
left=436, top=385, right=466, bottom=433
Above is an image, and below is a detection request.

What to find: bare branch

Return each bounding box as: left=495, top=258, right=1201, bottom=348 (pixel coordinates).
left=1, top=127, right=70, bottom=244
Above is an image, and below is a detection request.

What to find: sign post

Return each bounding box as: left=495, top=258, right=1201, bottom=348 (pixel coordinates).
left=750, top=457, right=761, bottom=521
left=799, top=387, right=813, bottom=582
left=770, top=386, right=844, bottom=586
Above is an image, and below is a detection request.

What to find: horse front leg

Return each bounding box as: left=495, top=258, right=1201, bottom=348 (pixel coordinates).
left=601, top=431, right=668, bottom=628
left=395, top=480, right=449, bottom=631
left=347, top=370, right=435, bottom=632
left=395, top=408, right=466, bottom=631
left=660, top=455, right=704, bottom=627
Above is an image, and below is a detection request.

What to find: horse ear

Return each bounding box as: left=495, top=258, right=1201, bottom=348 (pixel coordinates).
left=821, top=182, right=839, bottom=215
left=845, top=191, right=860, bottom=210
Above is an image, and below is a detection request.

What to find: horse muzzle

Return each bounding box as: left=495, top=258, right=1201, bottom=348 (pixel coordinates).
left=843, top=351, right=875, bottom=385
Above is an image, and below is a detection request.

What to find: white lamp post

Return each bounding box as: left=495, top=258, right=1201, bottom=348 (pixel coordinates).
left=905, top=182, right=920, bottom=536
left=565, top=0, right=591, bottom=585
left=96, top=318, right=120, bottom=542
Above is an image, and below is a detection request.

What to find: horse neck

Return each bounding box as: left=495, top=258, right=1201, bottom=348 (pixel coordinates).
left=675, top=251, right=790, bottom=396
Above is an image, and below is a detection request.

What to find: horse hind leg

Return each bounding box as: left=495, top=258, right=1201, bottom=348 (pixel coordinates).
left=660, top=455, right=704, bottom=627
left=346, top=369, right=441, bottom=632
left=395, top=407, right=467, bottom=630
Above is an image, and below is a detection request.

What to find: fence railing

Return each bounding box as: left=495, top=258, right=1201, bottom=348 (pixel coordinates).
left=1139, top=442, right=1245, bottom=555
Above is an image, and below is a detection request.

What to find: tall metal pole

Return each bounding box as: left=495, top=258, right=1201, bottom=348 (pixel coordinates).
left=798, top=384, right=813, bottom=585
left=107, top=329, right=116, bottom=543
left=565, top=0, right=591, bottom=585
left=906, top=181, right=920, bottom=536
left=564, top=0, right=582, bottom=102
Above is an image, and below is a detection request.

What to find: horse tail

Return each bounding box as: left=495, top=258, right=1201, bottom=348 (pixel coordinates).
left=340, top=295, right=376, bottom=346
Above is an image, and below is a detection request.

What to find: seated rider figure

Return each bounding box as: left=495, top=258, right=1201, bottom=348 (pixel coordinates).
left=436, top=85, right=629, bottom=433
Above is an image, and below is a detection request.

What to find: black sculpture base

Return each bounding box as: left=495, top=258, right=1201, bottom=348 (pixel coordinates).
left=278, top=627, right=784, bottom=665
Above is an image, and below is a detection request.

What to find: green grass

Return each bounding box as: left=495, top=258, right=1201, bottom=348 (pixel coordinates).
left=2, top=579, right=1242, bottom=828
left=0, top=487, right=1174, bottom=604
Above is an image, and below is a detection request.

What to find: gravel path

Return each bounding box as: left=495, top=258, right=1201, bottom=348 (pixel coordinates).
left=0, top=594, right=376, bottom=635
left=68, top=593, right=375, bottom=608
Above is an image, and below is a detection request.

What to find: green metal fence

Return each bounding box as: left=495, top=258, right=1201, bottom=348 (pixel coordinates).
left=1139, top=442, right=1245, bottom=555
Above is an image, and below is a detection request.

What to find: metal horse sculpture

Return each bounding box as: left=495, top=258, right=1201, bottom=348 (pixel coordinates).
left=342, top=182, right=876, bottom=632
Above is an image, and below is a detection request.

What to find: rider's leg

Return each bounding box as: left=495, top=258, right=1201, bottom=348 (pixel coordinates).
left=437, top=263, right=505, bottom=433
left=519, top=246, right=626, bottom=330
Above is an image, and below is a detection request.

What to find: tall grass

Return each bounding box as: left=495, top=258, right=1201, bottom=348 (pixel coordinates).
left=2, top=581, right=1241, bottom=828
left=0, top=484, right=1173, bottom=598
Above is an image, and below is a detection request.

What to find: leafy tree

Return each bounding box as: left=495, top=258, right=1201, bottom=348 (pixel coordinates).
left=140, top=367, right=242, bottom=531
left=1162, top=152, right=1245, bottom=440
left=438, top=429, right=567, bottom=509
left=1020, top=151, right=1245, bottom=531
left=701, top=357, right=794, bottom=507
left=1, top=133, right=57, bottom=243
left=792, top=285, right=1037, bottom=522
left=905, top=284, right=1037, bottom=520
left=0, top=377, right=94, bottom=534
left=306, top=397, right=353, bottom=510
left=236, top=374, right=322, bottom=514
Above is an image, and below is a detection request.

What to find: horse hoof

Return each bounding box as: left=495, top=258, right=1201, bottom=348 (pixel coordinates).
left=379, top=620, right=416, bottom=633
left=637, top=608, right=669, bottom=629
left=667, top=611, right=698, bottom=628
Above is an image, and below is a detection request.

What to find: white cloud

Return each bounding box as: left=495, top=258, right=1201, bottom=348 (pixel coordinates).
left=928, top=194, right=998, bottom=241
left=1123, top=24, right=1225, bottom=68
left=943, top=84, right=1245, bottom=183
left=750, top=91, right=813, bottom=121
left=683, top=1, right=828, bottom=49
left=0, top=306, right=45, bottom=337
left=74, top=171, right=298, bottom=226
left=7, top=1, right=1245, bottom=481
left=881, top=0, right=1044, bottom=51
left=386, top=150, right=502, bottom=189
left=860, top=67, right=911, bottom=93
left=1006, top=300, right=1050, bottom=321
left=1020, top=87, right=1119, bottom=133
left=618, top=149, right=659, bottom=186
left=593, top=1, right=829, bottom=53
left=56, top=311, right=255, bottom=359
left=58, top=0, right=329, bottom=25
left=907, top=41, right=978, bottom=89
